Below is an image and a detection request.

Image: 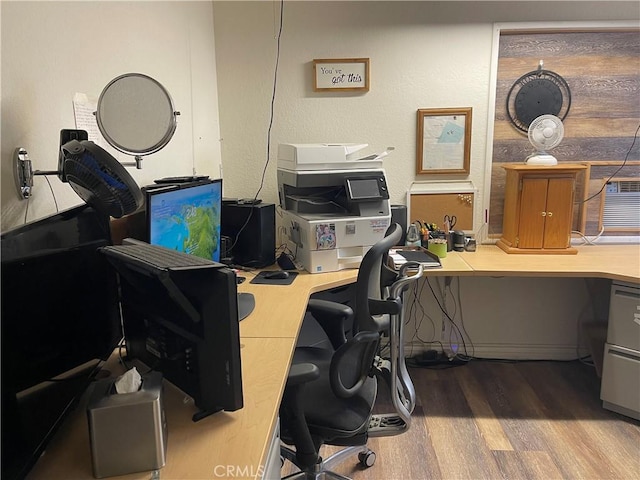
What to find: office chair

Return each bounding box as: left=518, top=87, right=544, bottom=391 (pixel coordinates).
left=280, top=223, right=424, bottom=479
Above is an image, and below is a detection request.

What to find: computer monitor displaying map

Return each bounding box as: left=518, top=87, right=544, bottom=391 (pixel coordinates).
left=146, top=180, right=222, bottom=262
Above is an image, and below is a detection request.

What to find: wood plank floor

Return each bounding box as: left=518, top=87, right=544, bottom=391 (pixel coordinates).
left=282, top=360, right=640, bottom=479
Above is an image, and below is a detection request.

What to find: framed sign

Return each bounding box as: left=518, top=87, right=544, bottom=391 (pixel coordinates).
left=313, top=58, right=370, bottom=92
left=416, top=107, right=472, bottom=174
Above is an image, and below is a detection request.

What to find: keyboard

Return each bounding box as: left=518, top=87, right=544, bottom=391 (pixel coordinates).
left=102, top=244, right=255, bottom=320
left=102, top=244, right=220, bottom=269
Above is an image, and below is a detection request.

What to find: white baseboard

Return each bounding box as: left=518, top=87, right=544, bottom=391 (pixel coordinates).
left=405, top=340, right=590, bottom=361
left=571, top=235, right=640, bottom=245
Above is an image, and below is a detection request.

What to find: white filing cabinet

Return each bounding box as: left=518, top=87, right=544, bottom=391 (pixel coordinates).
left=601, top=282, right=640, bottom=419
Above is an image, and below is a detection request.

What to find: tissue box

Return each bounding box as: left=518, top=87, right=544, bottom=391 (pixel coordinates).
left=87, top=371, right=167, bottom=478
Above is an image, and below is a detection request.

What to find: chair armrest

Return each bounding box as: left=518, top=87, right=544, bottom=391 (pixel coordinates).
left=286, top=363, right=320, bottom=387
left=281, top=362, right=322, bottom=469
left=306, top=299, right=354, bottom=349
left=330, top=331, right=380, bottom=398
left=307, top=298, right=352, bottom=318
left=368, top=297, right=402, bottom=316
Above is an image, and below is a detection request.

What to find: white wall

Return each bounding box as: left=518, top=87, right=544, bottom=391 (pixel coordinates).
left=212, top=1, right=636, bottom=358
left=212, top=1, right=640, bottom=238
left=1, top=1, right=222, bottom=231
left=410, top=275, right=612, bottom=360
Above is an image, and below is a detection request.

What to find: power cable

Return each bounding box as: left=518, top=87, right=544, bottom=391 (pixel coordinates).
left=227, top=0, right=284, bottom=264
left=579, top=122, right=640, bottom=204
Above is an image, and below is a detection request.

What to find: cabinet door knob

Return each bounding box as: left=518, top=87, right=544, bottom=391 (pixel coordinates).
left=541, top=211, right=547, bottom=217
left=547, top=212, right=553, bottom=217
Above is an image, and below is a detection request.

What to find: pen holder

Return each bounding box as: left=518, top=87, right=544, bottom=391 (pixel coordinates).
left=427, top=239, right=447, bottom=258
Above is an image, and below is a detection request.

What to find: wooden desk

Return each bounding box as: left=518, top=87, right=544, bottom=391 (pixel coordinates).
left=28, top=270, right=371, bottom=480
left=238, top=253, right=474, bottom=339
left=460, top=244, right=640, bottom=283
left=238, top=268, right=359, bottom=339
left=27, top=244, right=638, bottom=480
left=28, top=337, right=297, bottom=480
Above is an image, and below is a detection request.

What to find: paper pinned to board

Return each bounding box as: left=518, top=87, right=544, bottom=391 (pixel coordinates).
left=72, top=92, right=107, bottom=148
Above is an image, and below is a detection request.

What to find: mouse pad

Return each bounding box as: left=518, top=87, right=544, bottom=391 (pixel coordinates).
left=250, top=271, right=298, bottom=285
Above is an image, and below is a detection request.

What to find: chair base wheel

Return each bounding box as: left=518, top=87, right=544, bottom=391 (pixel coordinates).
left=358, top=449, right=376, bottom=468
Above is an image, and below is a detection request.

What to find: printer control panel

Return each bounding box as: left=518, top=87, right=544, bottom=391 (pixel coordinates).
left=345, top=174, right=389, bottom=201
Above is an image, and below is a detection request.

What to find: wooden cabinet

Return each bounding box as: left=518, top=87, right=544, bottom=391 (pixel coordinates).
left=497, top=164, right=587, bottom=254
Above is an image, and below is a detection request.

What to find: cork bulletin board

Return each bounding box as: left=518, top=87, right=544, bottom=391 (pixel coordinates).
left=408, top=182, right=476, bottom=231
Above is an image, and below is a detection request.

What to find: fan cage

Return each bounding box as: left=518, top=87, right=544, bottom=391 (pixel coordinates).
left=528, top=115, right=564, bottom=151
left=64, top=155, right=141, bottom=218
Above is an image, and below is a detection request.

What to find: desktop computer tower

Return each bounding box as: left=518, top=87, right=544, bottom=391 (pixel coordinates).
left=222, top=202, right=276, bottom=268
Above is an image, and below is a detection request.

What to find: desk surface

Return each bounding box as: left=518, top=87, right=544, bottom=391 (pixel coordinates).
left=28, top=337, right=296, bottom=480
left=238, top=251, right=474, bottom=339
left=28, top=244, right=639, bottom=480
left=462, top=244, right=640, bottom=283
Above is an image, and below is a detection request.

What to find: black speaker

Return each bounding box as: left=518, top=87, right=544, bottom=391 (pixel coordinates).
left=221, top=202, right=276, bottom=268
left=391, top=204, right=407, bottom=245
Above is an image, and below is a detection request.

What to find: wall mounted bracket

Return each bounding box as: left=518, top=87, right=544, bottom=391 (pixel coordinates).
left=14, top=147, right=60, bottom=200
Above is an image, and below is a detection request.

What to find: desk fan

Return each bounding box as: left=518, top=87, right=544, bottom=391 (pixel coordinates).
left=525, top=114, right=564, bottom=166
left=14, top=140, right=143, bottom=219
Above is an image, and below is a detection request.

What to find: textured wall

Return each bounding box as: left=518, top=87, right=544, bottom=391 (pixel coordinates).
left=213, top=1, right=500, bottom=238
left=1, top=1, right=222, bottom=232
left=212, top=2, right=638, bottom=357
left=212, top=1, right=640, bottom=243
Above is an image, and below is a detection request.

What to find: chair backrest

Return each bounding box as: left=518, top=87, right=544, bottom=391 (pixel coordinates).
left=354, top=223, right=403, bottom=333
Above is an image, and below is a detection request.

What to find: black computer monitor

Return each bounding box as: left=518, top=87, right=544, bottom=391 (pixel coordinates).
left=100, top=243, right=243, bottom=421
left=145, top=179, right=255, bottom=320
left=146, top=179, right=223, bottom=262
left=1, top=204, right=121, bottom=480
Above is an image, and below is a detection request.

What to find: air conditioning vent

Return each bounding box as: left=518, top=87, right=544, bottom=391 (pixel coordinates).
left=602, top=180, right=640, bottom=231
left=607, top=180, right=640, bottom=194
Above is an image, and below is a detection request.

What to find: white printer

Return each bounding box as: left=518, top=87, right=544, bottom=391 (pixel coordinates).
left=277, top=143, right=392, bottom=273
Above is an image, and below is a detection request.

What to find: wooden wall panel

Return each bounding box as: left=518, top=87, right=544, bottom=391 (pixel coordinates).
left=490, top=30, right=640, bottom=237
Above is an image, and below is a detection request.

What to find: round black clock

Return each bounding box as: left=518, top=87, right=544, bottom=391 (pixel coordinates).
left=506, top=67, right=571, bottom=133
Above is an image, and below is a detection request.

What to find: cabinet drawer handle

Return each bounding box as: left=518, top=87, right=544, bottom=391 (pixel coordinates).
left=607, top=347, right=640, bottom=362
left=614, top=289, right=640, bottom=300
